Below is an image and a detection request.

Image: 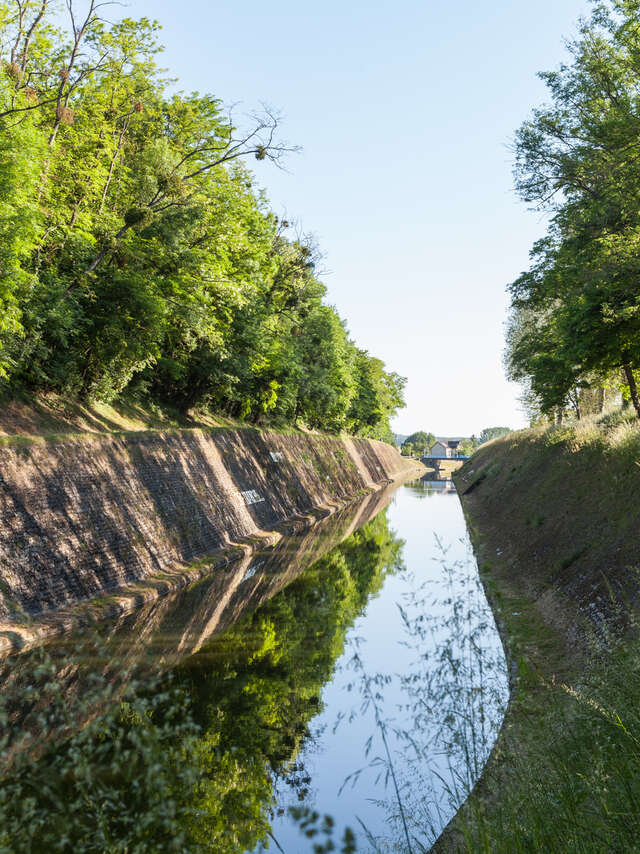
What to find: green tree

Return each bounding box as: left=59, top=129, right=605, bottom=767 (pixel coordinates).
left=402, top=431, right=435, bottom=454
left=479, top=427, right=511, bottom=445
left=458, top=436, right=479, bottom=455
left=507, top=0, right=640, bottom=417
left=347, top=350, right=406, bottom=442
left=0, top=1, right=406, bottom=438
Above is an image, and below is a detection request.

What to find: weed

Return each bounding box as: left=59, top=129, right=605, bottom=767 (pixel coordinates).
left=458, top=634, right=640, bottom=853
left=332, top=537, right=508, bottom=852
left=558, top=547, right=587, bottom=572
left=545, top=425, right=575, bottom=446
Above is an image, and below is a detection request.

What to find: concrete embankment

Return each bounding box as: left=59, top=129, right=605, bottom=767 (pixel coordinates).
left=0, top=427, right=421, bottom=650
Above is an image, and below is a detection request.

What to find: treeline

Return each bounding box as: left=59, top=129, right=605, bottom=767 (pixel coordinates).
left=400, top=427, right=511, bottom=457
left=505, top=0, right=640, bottom=422
left=0, top=2, right=404, bottom=440
left=400, top=430, right=435, bottom=456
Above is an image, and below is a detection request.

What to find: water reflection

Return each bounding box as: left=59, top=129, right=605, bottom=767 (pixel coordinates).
left=0, top=488, right=401, bottom=852
left=403, top=473, right=458, bottom=497
left=0, top=485, right=397, bottom=767
left=0, top=478, right=508, bottom=853
left=258, top=479, right=508, bottom=852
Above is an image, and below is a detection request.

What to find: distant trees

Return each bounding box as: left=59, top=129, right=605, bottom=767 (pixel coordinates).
left=0, top=1, right=404, bottom=441
left=505, top=0, right=640, bottom=421
left=479, top=427, right=511, bottom=445
left=458, top=437, right=479, bottom=456
left=401, top=431, right=435, bottom=456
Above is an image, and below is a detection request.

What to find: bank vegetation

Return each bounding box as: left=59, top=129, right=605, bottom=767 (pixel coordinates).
left=444, top=409, right=640, bottom=852
left=0, top=1, right=403, bottom=442
left=505, top=0, right=640, bottom=425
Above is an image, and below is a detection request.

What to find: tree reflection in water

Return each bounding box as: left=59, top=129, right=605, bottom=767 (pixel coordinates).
left=260, top=479, right=508, bottom=853
left=0, top=483, right=507, bottom=854
left=0, top=507, right=402, bottom=853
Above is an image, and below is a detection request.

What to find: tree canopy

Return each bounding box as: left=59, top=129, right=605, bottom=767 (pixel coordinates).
left=401, top=431, right=436, bottom=453
left=505, top=0, right=640, bottom=421
left=0, top=0, right=404, bottom=441
left=479, top=427, right=511, bottom=445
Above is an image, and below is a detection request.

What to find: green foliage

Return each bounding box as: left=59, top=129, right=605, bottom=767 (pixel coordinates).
left=347, top=350, right=406, bottom=442
left=402, top=431, right=435, bottom=453
left=458, top=436, right=479, bottom=456
left=506, top=0, right=640, bottom=421
left=0, top=2, right=404, bottom=439
left=177, top=510, right=402, bottom=851
left=0, top=667, right=207, bottom=853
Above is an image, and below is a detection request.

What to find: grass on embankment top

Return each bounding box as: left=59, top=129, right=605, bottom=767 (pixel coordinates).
left=0, top=391, right=239, bottom=440
left=440, top=408, right=640, bottom=853
left=0, top=392, right=335, bottom=447
left=0, top=392, right=376, bottom=447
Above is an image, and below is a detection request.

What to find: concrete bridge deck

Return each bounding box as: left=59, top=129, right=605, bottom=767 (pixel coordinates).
left=421, top=455, right=469, bottom=463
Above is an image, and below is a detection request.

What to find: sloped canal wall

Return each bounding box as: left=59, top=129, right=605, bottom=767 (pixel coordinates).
left=0, top=485, right=399, bottom=764
left=0, top=428, right=419, bottom=646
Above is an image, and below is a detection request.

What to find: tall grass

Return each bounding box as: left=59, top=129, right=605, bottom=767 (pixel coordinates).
left=446, top=410, right=640, bottom=853
left=311, top=536, right=510, bottom=853
left=458, top=634, right=640, bottom=853
left=537, top=405, right=640, bottom=458
left=322, top=527, right=640, bottom=853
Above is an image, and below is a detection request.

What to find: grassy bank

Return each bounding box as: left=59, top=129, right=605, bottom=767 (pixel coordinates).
left=0, top=392, right=358, bottom=450
left=0, top=391, right=245, bottom=440
left=439, top=410, right=640, bottom=852
left=0, top=392, right=396, bottom=449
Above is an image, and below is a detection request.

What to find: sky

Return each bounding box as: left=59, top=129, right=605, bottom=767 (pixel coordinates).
left=109, top=0, right=591, bottom=436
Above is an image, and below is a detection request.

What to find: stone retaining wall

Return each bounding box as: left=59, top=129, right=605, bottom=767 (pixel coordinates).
left=0, top=428, right=415, bottom=623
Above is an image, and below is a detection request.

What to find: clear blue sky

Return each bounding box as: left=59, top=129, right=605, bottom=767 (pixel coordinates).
left=117, top=0, right=591, bottom=436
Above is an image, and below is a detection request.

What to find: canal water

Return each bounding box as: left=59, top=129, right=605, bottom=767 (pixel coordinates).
left=256, top=475, right=509, bottom=852
left=0, top=474, right=508, bottom=853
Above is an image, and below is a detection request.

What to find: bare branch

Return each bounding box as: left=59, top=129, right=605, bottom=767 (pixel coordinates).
left=19, top=0, right=48, bottom=72
left=0, top=94, right=59, bottom=119
left=49, top=0, right=101, bottom=144
left=10, top=1, right=26, bottom=67
left=85, top=105, right=298, bottom=274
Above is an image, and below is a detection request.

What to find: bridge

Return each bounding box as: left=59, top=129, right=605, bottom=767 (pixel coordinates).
left=420, top=454, right=469, bottom=474
left=421, top=455, right=469, bottom=463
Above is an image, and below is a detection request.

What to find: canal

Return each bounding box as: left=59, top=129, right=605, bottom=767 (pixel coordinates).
left=0, top=475, right=508, bottom=853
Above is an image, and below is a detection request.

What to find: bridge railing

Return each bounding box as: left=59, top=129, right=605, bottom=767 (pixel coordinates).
left=421, top=454, right=470, bottom=462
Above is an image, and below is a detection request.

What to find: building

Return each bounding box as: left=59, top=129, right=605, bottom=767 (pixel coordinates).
left=429, top=438, right=464, bottom=458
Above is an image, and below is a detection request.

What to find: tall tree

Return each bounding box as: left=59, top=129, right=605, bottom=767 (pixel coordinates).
left=0, top=1, right=406, bottom=438
left=507, top=0, right=640, bottom=417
